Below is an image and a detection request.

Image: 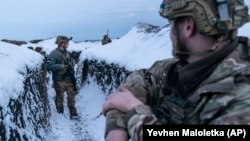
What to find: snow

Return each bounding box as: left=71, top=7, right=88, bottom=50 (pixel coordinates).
left=47, top=78, right=106, bottom=141
left=1, top=20, right=250, bottom=141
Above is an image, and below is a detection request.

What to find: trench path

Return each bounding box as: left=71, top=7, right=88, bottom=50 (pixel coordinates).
left=46, top=77, right=106, bottom=141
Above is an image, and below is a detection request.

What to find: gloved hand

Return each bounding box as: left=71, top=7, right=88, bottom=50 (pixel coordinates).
left=69, top=61, right=75, bottom=67
left=62, top=65, right=69, bottom=70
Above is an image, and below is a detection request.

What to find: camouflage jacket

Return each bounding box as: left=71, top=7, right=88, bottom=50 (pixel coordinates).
left=105, top=36, right=250, bottom=141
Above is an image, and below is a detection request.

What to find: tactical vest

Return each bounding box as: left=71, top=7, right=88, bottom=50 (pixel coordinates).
left=53, top=49, right=72, bottom=75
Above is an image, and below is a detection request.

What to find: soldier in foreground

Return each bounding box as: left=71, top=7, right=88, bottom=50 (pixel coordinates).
left=103, top=0, right=250, bottom=141
left=46, top=35, right=78, bottom=120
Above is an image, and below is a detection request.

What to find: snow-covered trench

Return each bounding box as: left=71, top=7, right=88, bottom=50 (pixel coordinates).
left=0, top=56, right=132, bottom=141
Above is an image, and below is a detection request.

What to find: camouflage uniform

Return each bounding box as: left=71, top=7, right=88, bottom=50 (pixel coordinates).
left=46, top=35, right=78, bottom=119
left=105, top=0, right=250, bottom=141
left=105, top=36, right=250, bottom=141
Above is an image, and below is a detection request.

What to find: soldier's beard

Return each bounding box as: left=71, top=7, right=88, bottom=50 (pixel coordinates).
left=172, top=26, right=189, bottom=62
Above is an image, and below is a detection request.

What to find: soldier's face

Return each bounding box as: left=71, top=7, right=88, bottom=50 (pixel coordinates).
left=61, top=42, right=69, bottom=49
left=169, top=18, right=189, bottom=61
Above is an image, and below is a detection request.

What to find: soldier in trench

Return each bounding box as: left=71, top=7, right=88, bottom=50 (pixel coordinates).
left=46, top=35, right=79, bottom=120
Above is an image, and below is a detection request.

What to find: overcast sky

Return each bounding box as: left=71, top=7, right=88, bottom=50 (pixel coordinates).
left=0, top=0, right=166, bottom=42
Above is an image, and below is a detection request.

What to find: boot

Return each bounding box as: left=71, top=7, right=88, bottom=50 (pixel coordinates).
left=56, top=107, right=64, bottom=114
left=69, top=107, right=79, bottom=120
left=70, top=113, right=79, bottom=120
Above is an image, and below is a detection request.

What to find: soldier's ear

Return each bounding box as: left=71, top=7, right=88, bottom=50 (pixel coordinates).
left=184, top=16, right=196, bottom=38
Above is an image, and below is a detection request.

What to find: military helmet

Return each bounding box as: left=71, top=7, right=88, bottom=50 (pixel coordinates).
left=159, top=0, right=249, bottom=36
left=55, top=35, right=72, bottom=45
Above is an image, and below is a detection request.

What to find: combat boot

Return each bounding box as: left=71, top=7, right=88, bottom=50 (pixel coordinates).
left=70, top=113, right=79, bottom=120
left=56, top=107, right=64, bottom=114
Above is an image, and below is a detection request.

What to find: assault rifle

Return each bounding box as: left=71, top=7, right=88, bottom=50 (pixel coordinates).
left=63, top=64, right=77, bottom=93
left=54, top=49, right=78, bottom=94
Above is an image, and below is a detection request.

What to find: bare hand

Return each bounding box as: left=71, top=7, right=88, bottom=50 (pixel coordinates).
left=103, top=87, right=143, bottom=115
left=105, top=129, right=128, bottom=141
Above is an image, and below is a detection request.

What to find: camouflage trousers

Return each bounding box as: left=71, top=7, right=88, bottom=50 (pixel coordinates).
left=54, top=79, right=77, bottom=116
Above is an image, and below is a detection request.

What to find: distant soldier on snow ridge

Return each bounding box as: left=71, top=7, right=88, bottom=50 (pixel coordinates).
left=46, top=35, right=79, bottom=120
left=102, top=34, right=112, bottom=45
left=102, top=30, right=112, bottom=45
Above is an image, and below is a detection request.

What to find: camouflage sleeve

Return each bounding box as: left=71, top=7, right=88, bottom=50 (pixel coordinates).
left=105, top=59, right=174, bottom=139
left=201, top=83, right=250, bottom=124
left=124, top=105, right=161, bottom=141
left=104, top=70, right=151, bottom=138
